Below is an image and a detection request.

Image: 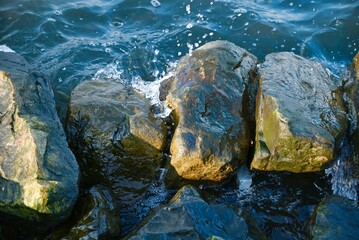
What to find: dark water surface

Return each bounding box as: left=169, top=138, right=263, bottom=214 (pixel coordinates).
left=1, top=0, right=359, bottom=239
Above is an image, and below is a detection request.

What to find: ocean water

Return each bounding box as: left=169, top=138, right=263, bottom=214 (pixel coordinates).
left=1, top=0, right=358, bottom=119
left=1, top=0, right=359, bottom=238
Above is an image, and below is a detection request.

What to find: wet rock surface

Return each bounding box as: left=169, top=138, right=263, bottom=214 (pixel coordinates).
left=1, top=43, right=359, bottom=240
left=163, top=40, right=258, bottom=181
left=310, top=195, right=359, bottom=239
left=343, top=52, right=359, bottom=179
left=0, top=52, right=79, bottom=223
left=64, top=185, right=120, bottom=240
left=251, top=52, right=347, bottom=172
left=66, top=78, right=166, bottom=232
left=126, top=185, right=265, bottom=240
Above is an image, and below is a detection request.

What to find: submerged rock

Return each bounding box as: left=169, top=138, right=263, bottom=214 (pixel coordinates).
left=310, top=195, right=359, bottom=239
left=251, top=52, right=347, bottom=172
left=0, top=53, right=79, bottom=223
left=126, top=186, right=265, bottom=240
left=163, top=40, right=258, bottom=181
left=66, top=78, right=166, bottom=228
left=65, top=185, right=120, bottom=240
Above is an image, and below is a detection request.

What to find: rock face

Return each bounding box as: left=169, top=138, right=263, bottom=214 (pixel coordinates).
left=0, top=52, right=79, bottom=223
left=65, top=185, right=120, bottom=240
left=310, top=195, right=359, bottom=239
left=251, top=52, right=347, bottom=172
left=66, top=78, right=166, bottom=227
left=126, top=186, right=265, bottom=240
left=164, top=40, right=258, bottom=181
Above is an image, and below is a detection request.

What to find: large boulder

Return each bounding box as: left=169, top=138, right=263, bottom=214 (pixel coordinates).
left=126, top=186, right=265, bottom=240
left=251, top=52, right=347, bottom=172
left=65, top=185, right=120, bottom=240
left=310, top=195, right=359, bottom=239
left=163, top=40, right=258, bottom=181
left=0, top=52, right=79, bottom=223
left=343, top=51, right=359, bottom=179
left=66, top=78, right=166, bottom=229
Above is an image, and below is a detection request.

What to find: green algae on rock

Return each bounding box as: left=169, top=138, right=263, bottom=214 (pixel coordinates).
left=126, top=186, right=265, bottom=240
left=0, top=52, right=79, bottom=223
left=251, top=52, right=347, bottom=172
left=163, top=40, right=258, bottom=181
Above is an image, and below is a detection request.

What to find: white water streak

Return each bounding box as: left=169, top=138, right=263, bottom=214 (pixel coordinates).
left=0, top=45, right=15, bottom=53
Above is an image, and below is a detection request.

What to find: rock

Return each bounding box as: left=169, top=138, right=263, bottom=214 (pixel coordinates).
left=66, top=78, right=166, bottom=229
left=163, top=40, right=258, bottom=181
left=0, top=52, right=79, bottom=223
left=343, top=52, right=359, bottom=179
left=126, top=186, right=265, bottom=240
left=65, top=185, right=120, bottom=240
left=251, top=52, right=347, bottom=172
left=310, top=195, right=359, bottom=239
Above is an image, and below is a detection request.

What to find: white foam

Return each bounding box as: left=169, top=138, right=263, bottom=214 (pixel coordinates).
left=93, top=63, right=125, bottom=83
left=236, top=165, right=252, bottom=192
left=0, top=45, right=15, bottom=53
left=132, top=65, right=176, bottom=118
left=150, top=0, right=161, bottom=7
left=93, top=61, right=177, bottom=119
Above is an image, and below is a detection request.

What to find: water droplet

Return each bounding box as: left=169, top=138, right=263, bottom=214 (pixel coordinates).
left=178, top=52, right=182, bottom=56
left=186, top=23, right=193, bottom=29
left=154, top=49, right=160, bottom=55
left=186, top=4, right=191, bottom=14
left=113, top=21, right=124, bottom=27
left=53, top=10, right=62, bottom=15
left=150, top=0, right=161, bottom=7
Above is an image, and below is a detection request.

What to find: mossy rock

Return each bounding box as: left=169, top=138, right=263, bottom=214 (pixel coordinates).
left=0, top=53, right=79, bottom=224
left=66, top=78, right=166, bottom=230
left=343, top=51, right=359, bottom=179
left=251, top=52, right=347, bottom=172
left=163, top=40, right=258, bottom=181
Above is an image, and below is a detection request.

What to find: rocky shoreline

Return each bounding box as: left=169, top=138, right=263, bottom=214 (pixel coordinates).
left=0, top=41, right=358, bottom=239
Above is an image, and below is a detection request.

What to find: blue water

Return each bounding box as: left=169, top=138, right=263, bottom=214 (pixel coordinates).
left=1, top=0, right=359, bottom=119
left=1, top=0, right=359, bottom=238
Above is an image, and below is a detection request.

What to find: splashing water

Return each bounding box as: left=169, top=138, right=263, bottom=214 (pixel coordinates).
left=325, top=139, right=358, bottom=201
left=93, top=61, right=177, bottom=118
left=0, top=45, right=15, bottom=53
